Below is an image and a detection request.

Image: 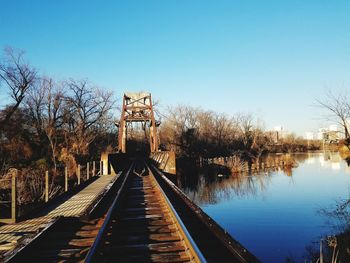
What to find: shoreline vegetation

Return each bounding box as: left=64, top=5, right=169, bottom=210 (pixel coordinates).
left=199, top=153, right=298, bottom=175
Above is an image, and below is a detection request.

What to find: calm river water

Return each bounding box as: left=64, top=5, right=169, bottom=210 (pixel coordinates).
left=178, top=152, right=350, bottom=262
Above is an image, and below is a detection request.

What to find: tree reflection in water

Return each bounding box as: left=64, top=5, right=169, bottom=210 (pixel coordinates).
left=176, top=153, right=350, bottom=261
left=304, top=198, right=350, bottom=262
left=305, top=151, right=350, bottom=261
left=177, top=154, right=304, bottom=205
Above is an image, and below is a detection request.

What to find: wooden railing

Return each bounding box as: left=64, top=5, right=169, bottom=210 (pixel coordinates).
left=150, top=151, right=176, bottom=175
left=0, top=173, right=17, bottom=223
left=0, top=161, right=104, bottom=224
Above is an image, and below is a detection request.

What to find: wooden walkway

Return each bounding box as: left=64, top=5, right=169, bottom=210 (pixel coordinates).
left=0, top=174, right=118, bottom=255
left=40, top=174, right=118, bottom=218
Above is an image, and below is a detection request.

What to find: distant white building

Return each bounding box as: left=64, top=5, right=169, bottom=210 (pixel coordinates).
left=305, top=132, right=314, bottom=140
left=316, top=128, right=327, bottom=140
left=315, top=125, right=342, bottom=142
left=304, top=125, right=344, bottom=141
left=270, top=125, right=291, bottom=142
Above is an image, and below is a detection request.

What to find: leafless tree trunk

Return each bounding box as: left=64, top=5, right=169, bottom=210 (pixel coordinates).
left=44, top=79, right=65, bottom=171
left=236, top=113, right=257, bottom=151
left=26, top=77, right=65, bottom=171
left=0, top=47, right=36, bottom=127
left=213, top=113, right=234, bottom=148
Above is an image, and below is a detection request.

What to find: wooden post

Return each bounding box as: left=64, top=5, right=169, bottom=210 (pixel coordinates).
left=77, top=165, right=81, bottom=185
left=93, top=161, right=96, bottom=177
left=100, top=161, right=103, bottom=175
left=45, top=171, right=49, bottom=203
left=11, top=170, right=17, bottom=222
left=65, top=167, right=68, bottom=192
left=86, top=162, right=89, bottom=180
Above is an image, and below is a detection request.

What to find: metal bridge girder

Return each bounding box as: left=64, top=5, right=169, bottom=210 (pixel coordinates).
left=117, top=92, right=159, bottom=153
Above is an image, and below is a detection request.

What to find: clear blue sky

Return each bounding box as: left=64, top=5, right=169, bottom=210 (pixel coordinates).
left=1, top=0, right=349, bottom=135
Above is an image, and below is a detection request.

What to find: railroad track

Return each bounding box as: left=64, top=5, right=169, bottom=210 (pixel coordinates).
left=7, top=159, right=259, bottom=262
left=85, top=160, right=204, bottom=262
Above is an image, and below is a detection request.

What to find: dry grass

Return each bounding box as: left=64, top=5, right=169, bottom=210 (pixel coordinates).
left=227, top=156, right=245, bottom=174
left=316, top=237, right=339, bottom=263
left=280, top=154, right=298, bottom=168
left=0, top=168, right=64, bottom=217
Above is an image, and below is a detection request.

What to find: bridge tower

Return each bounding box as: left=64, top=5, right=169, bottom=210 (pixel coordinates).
left=117, top=92, right=159, bottom=153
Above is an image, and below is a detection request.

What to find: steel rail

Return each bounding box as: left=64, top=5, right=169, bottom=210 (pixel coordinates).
left=84, top=161, right=135, bottom=262
left=145, top=162, right=207, bottom=263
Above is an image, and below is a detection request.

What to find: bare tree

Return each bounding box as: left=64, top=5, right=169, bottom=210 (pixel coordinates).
left=26, top=78, right=66, bottom=171
left=64, top=79, right=114, bottom=156
left=0, top=48, right=36, bottom=127
left=235, top=113, right=258, bottom=151
left=161, top=105, right=200, bottom=151
left=212, top=113, right=235, bottom=148
left=317, top=91, right=350, bottom=138
left=45, top=80, right=65, bottom=170
left=25, top=78, right=47, bottom=140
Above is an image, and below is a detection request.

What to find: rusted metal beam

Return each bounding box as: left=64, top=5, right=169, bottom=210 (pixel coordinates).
left=117, top=92, right=159, bottom=153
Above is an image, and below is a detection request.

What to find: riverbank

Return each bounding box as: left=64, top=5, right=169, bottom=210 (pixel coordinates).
left=178, top=152, right=350, bottom=262
left=199, top=154, right=298, bottom=176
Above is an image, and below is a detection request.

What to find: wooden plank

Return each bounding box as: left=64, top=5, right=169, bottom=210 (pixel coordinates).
left=112, top=241, right=186, bottom=254
left=126, top=200, right=165, bottom=207
left=124, top=207, right=166, bottom=213
left=129, top=186, right=153, bottom=190
left=109, top=251, right=191, bottom=263
left=127, top=194, right=161, bottom=199
left=111, top=232, right=182, bottom=244
left=69, top=238, right=96, bottom=247
left=116, top=225, right=177, bottom=235
left=128, top=189, right=158, bottom=193
left=119, top=213, right=170, bottom=221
